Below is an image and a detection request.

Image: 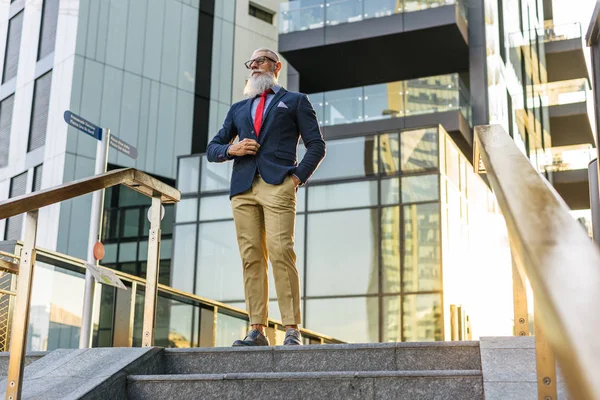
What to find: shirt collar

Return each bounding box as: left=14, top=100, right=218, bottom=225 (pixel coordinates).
left=271, top=84, right=281, bottom=93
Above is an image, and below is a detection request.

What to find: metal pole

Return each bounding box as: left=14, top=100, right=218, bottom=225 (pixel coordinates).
left=6, top=210, right=38, bottom=400
left=79, top=128, right=110, bottom=349
left=589, top=159, right=600, bottom=244
left=142, top=194, right=162, bottom=347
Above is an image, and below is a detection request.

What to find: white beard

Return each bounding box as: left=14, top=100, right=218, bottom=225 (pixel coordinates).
left=243, top=71, right=277, bottom=98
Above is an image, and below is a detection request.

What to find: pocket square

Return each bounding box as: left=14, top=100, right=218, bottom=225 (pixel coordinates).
left=277, top=101, right=288, bottom=109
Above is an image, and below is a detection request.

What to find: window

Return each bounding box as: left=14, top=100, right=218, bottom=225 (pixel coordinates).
left=4, top=172, right=27, bottom=240
left=0, top=95, right=15, bottom=167
left=249, top=3, right=274, bottom=24
left=38, top=0, right=60, bottom=60
left=2, top=11, right=24, bottom=83
left=32, top=164, right=43, bottom=192
left=28, top=71, right=53, bottom=152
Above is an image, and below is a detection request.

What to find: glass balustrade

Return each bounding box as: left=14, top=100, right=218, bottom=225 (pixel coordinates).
left=539, top=144, right=596, bottom=173
left=540, top=78, right=590, bottom=107
left=539, top=22, right=582, bottom=43
left=310, top=74, right=471, bottom=127
left=280, top=0, right=466, bottom=34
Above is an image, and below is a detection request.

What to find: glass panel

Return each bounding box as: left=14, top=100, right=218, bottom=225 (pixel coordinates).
left=307, top=209, right=378, bottom=296
left=445, top=136, right=460, bottom=188
left=401, top=127, right=439, bottom=172
left=93, top=284, right=115, bottom=347
left=403, top=203, right=441, bottom=292
left=381, top=207, right=401, bottom=293
left=103, top=243, right=118, bottom=264
left=297, top=187, right=307, bottom=213
left=279, top=0, right=325, bottom=34
left=311, top=136, right=378, bottom=180
left=171, top=224, right=197, bottom=293
left=307, top=181, right=378, bottom=211
left=402, top=174, right=439, bottom=203
left=178, top=156, right=200, bottom=193
left=405, top=75, right=459, bottom=116
left=155, top=298, right=194, bottom=348
left=122, top=208, right=140, bottom=238
left=310, top=93, right=325, bottom=125
left=305, top=297, right=378, bottom=343
left=176, top=198, right=198, bottom=223
left=215, top=312, right=248, bottom=347
left=364, top=84, right=403, bottom=122
left=118, top=242, right=138, bottom=262
left=324, top=87, right=363, bottom=126
left=379, top=132, right=400, bottom=175
left=326, top=0, right=362, bottom=26
left=162, top=204, right=175, bottom=236
left=27, top=262, right=86, bottom=351
left=364, top=0, right=402, bottom=17
left=201, top=155, right=233, bottom=192
left=196, top=221, right=242, bottom=301
left=199, top=195, right=233, bottom=221
left=381, top=178, right=400, bottom=205
left=403, top=293, right=443, bottom=342
left=382, top=295, right=402, bottom=342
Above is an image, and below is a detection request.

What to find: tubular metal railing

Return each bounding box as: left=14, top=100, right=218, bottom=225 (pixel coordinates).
left=474, top=125, right=600, bottom=400
left=0, top=168, right=342, bottom=400
left=0, top=168, right=177, bottom=400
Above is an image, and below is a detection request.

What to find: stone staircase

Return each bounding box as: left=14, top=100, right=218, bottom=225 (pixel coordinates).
left=127, top=342, right=483, bottom=399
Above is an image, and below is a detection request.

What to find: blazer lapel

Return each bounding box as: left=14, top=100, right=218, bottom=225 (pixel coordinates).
left=244, top=98, right=254, bottom=134
left=258, top=88, right=287, bottom=143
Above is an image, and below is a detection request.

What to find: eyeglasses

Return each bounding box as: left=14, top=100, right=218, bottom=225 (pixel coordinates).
left=244, top=56, right=278, bottom=69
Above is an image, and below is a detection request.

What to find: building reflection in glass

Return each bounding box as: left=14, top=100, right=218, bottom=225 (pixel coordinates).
left=174, top=125, right=512, bottom=343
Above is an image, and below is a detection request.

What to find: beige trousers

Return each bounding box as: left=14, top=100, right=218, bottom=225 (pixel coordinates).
left=231, top=174, right=301, bottom=326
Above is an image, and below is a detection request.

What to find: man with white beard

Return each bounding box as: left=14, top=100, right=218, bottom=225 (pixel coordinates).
left=207, top=48, right=326, bottom=346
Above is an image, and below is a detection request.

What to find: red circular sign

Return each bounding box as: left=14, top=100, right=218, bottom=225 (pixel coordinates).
left=93, top=242, right=105, bottom=260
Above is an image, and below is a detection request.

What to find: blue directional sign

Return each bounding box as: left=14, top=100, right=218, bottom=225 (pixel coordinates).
left=63, top=111, right=102, bottom=140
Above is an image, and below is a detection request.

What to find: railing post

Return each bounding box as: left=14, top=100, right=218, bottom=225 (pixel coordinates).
left=535, top=302, right=558, bottom=400
left=142, top=194, right=162, bottom=347
left=6, top=210, right=38, bottom=400
left=511, top=251, right=530, bottom=336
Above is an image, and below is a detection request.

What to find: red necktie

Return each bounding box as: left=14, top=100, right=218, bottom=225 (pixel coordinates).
left=254, top=89, right=273, bottom=137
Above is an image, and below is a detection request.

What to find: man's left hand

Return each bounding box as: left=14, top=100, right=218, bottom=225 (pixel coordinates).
left=291, top=175, right=301, bottom=187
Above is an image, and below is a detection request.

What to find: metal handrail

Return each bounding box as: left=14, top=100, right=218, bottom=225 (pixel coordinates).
left=0, top=168, right=179, bottom=220
left=474, top=125, right=600, bottom=400
left=16, top=243, right=343, bottom=345
left=0, top=168, right=180, bottom=400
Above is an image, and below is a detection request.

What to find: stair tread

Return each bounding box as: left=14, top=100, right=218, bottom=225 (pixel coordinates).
left=129, top=369, right=483, bottom=381
left=164, top=341, right=480, bottom=355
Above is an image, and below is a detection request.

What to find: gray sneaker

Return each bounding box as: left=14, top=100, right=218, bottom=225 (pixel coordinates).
left=283, top=328, right=302, bottom=345
left=232, top=329, right=270, bottom=347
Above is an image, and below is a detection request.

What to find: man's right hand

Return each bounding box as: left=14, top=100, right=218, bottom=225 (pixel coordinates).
left=228, top=138, right=260, bottom=157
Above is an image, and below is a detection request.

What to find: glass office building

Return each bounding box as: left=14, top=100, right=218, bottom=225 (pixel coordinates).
left=173, top=124, right=512, bottom=343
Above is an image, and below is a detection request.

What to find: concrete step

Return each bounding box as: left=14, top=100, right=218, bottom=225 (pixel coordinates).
left=128, top=370, right=484, bottom=400
left=163, top=342, right=481, bottom=375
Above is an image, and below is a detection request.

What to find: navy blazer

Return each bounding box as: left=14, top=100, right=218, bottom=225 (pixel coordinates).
left=207, top=88, right=326, bottom=198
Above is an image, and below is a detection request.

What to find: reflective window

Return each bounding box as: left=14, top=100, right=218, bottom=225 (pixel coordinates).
left=324, top=87, right=362, bottom=126
left=0, top=95, right=15, bottom=168
left=379, top=132, right=400, bottom=175
left=178, top=156, right=200, bottom=193
left=3, top=12, right=23, bottom=83
left=311, top=136, right=378, bottom=181
left=38, top=0, right=60, bottom=60
left=122, top=208, right=140, bottom=237
left=382, top=295, right=402, bottom=342
left=306, top=209, right=378, bottom=296
left=308, top=181, right=378, bottom=211
left=305, top=297, right=378, bottom=343
left=381, top=207, right=401, bottom=293
left=403, top=203, right=441, bottom=292
left=215, top=312, right=248, bottom=347
left=199, top=195, right=233, bottom=221
left=403, top=293, right=443, bottom=342
left=196, top=221, right=242, bottom=301
left=176, top=198, right=198, bottom=223
left=201, top=155, right=232, bottom=192
left=156, top=300, right=194, bottom=348
left=118, top=242, right=137, bottom=262
left=402, top=174, right=439, bottom=203
left=28, top=72, right=53, bottom=152
left=171, top=224, right=197, bottom=293
left=401, top=128, right=438, bottom=172
left=381, top=178, right=400, bottom=205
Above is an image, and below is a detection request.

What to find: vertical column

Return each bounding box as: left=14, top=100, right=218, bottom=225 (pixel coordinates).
left=142, top=194, right=162, bottom=347
left=199, top=307, right=217, bottom=347
left=534, top=302, right=557, bottom=400
left=6, top=210, right=38, bottom=400
left=511, top=246, right=530, bottom=336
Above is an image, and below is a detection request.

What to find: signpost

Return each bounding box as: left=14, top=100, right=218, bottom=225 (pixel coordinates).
left=63, top=110, right=135, bottom=349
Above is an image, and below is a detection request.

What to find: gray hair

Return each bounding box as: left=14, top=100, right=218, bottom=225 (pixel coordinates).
left=253, top=47, right=280, bottom=62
